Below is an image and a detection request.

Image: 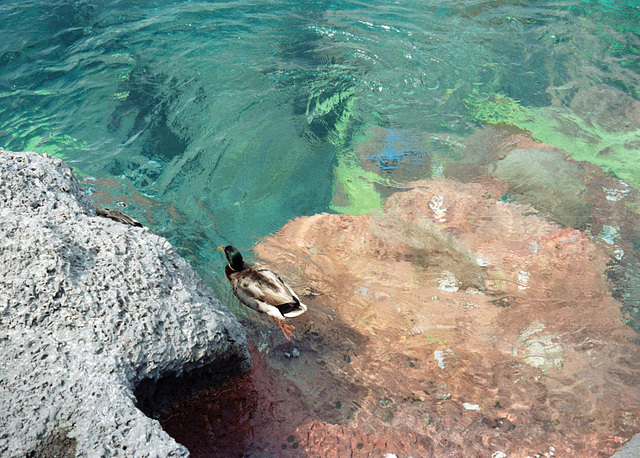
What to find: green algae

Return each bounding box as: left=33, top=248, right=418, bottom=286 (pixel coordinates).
left=330, top=148, right=388, bottom=215
left=463, top=90, right=534, bottom=126
left=326, top=90, right=388, bottom=215
left=464, top=89, right=640, bottom=189
left=421, top=334, right=450, bottom=346
left=1, top=118, right=88, bottom=173
left=306, top=84, right=357, bottom=126
left=27, top=133, right=87, bottom=164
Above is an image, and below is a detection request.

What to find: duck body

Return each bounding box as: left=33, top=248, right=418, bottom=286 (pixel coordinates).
left=96, top=207, right=143, bottom=227
left=219, top=245, right=307, bottom=339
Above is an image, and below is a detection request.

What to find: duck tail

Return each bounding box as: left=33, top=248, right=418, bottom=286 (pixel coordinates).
left=279, top=299, right=307, bottom=318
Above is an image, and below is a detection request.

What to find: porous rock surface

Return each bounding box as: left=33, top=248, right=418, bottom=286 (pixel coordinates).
left=0, top=149, right=251, bottom=457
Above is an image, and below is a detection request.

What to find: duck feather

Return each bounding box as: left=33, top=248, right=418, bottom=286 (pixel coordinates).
left=227, top=264, right=307, bottom=320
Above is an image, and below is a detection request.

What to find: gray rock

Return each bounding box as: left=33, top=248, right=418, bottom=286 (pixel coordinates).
left=0, top=149, right=252, bottom=457
left=612, top=433, right=640, bottom=457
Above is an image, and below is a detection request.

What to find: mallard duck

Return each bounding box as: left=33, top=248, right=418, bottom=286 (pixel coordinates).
left=96, top=207, right=143, bottom=227
left=218, top=245, right=307, bottom=340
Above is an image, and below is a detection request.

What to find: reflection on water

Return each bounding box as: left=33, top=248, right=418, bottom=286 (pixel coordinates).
left=1, top=0, right=640, bottom=455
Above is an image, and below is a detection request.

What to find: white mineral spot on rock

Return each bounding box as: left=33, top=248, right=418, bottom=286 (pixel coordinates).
left=517, top=270, right=530, bottom=291
left=462, top=402, right=481, bottom=411
left=437, top=271, right=459, bottom=292
left=603, top=185, right=630, bottom=201
left=529, top=240, right=541, bottom=254
left=284, top=347, right=300, bottom=358
left=434, top=349, right=455, bottom=369
left=429, top=194, right=447, bottom=222
left=514, top=322, right=564, bottom=372
left=599, top=225, right=620, bottom=245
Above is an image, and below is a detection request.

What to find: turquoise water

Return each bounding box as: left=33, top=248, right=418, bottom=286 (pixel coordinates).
left=2, top=0, right=638, bottom=261
left=3, top=0, right=640, bottom=455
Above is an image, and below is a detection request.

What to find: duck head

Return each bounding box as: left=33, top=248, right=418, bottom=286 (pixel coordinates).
left=218, top=245, right=244, bottom=271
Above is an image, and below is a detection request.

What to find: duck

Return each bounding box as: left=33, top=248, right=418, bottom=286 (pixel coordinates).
left=218, top=245, right=307, bottom=340
left=96, top=207, right=143, bottom=227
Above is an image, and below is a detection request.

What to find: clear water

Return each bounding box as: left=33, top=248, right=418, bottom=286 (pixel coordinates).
left=2, top=0, right=640, bottom=455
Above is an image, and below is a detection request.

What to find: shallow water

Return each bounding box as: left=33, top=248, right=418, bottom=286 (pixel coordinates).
left=2, top=0, right=640, bottom=456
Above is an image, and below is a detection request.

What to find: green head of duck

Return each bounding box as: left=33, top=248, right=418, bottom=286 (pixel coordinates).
left=218, top=245, right=244, bottom=272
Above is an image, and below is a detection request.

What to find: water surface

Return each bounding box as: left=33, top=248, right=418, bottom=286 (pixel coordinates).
left=1, top=0, right=640, bottom=456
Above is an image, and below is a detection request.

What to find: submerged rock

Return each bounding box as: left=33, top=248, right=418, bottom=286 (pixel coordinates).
left=246, top=177, right=640, bottom=456
left=0, top=150, right=251, bottom=457
left=569, top=84, right=640, bottom=133
left=493, top=148, right=591, bottom=228
left=154, top=124, right=640, bottom=456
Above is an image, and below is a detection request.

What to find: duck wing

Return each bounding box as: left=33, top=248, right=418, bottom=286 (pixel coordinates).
left=236, top=266, right=307, bottom=317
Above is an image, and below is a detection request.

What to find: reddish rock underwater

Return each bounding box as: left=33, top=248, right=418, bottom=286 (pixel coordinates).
left=160, top=136, right=640, bottom=457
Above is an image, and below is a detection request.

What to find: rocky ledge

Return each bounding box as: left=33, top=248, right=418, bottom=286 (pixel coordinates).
left=0, top=149, right=251, bottom=457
